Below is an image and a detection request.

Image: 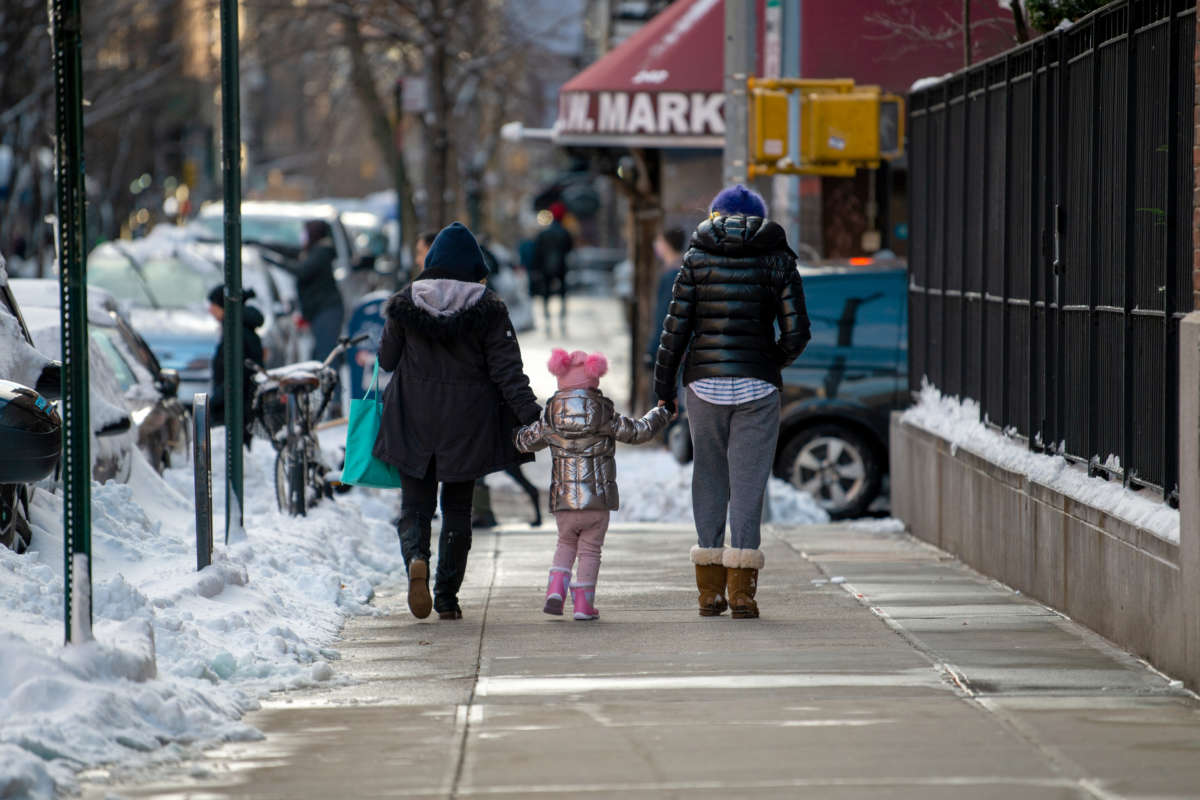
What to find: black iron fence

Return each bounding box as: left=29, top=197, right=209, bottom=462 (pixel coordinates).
left=908, top=0, right=1195, bottom=502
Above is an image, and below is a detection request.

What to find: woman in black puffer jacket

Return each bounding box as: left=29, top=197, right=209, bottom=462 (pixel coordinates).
left=653, top=185, right=811, bottom=620
left=375, top=222, right=541, bottom=621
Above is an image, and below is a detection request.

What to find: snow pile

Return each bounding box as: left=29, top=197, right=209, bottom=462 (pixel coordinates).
left=609, top=447, right=830, bottom=526
left=0, top=435, right=404, bottom=797
left=0, top=284, right=51, bottom=390
left=910, top=73, right=953, bottom=92
left=901, top=383, right=1180, bottom=543
left=849, top=517, right=906, bottom=534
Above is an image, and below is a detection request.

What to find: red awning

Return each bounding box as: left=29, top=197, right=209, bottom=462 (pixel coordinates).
left=555, top=0, right=752, bottom=149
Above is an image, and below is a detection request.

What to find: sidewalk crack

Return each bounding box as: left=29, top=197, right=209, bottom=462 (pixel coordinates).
left=448, top=533, right=499, bottom=799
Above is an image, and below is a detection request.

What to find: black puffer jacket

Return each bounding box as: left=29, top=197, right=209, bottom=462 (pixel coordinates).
left=373, top=279, right=541, bottom=482
left=653, top=214, right=811, bottom=403
left=288, top=238, right=343, bottom=321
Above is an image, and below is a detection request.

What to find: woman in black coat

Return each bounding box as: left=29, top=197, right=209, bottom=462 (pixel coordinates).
left=374, top=222, right=541, bottom=620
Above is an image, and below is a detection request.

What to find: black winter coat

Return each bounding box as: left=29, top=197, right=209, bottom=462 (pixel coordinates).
left=210, top=305, right=265, bottom=425
left=528, top=221, right=573, bottom=295
left=373, top=280, right=541, bottom=482
left=653, top=214, right=811, bottom=402
left=287, top=238, right=343, bottom=321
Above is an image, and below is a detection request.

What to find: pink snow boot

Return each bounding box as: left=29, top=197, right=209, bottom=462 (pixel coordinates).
left=544, top=567, right=571, bottom=616
left=571, top=584, right=599, bottom=621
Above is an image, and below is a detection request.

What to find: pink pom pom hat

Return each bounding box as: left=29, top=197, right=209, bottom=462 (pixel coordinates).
left=547, top=348, right=608, bottom=390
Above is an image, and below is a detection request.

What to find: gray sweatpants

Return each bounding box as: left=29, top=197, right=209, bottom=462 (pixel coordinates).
left=686, top=387, right=781, bottom=551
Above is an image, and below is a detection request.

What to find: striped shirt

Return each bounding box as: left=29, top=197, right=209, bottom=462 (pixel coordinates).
left=688, top=377, right=778, bottom=406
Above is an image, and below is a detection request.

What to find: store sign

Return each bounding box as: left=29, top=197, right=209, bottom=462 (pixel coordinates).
left=556, top=90, right=725, bottom=137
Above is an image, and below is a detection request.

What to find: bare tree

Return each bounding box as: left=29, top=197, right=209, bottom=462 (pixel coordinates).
left=863, top=0, right=1029, bottom=61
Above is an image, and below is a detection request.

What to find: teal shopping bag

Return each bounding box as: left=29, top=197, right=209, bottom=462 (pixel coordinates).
left=341, top=360, right=405, bottom=488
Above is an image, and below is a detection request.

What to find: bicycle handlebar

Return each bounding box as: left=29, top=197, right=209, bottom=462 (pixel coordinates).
left=321, top=333, right=370, bottom=368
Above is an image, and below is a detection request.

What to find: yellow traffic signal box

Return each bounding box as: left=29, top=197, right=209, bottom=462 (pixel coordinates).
left=750, top=87, right=789, bottom=162
left=801, top=91, right=882, bottom=163
left=746, top=78, right=904, bottom=176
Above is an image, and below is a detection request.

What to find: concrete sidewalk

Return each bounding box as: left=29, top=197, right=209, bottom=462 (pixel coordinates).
left=83, top=522, right=1200, bottom=799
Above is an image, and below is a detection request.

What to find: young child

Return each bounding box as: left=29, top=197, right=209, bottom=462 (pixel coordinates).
left=515, top=349, right=670, bottom=620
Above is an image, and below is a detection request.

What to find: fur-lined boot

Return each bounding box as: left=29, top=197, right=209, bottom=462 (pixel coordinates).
left=723, top=548, right=764, bottom=619
left=691, top=546, right=728, bottom=616
left=544, top=567, right=571, bottom=616
left=571, top=584, right=599, bottom=620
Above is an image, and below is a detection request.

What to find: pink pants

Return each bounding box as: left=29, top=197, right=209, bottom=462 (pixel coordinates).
left=551, top=509, right=610, bottom=585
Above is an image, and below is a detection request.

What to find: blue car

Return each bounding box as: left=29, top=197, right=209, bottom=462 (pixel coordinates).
left=669, top=260, right=909, bottom=519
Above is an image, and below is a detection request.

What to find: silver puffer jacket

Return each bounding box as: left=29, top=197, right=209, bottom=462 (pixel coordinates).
left=515, top=389, right=670, bottom=512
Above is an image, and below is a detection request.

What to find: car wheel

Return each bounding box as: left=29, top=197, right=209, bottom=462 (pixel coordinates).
left=0, top=484, right=33, bottom=554
left=778, top=423, right=882, bottom=520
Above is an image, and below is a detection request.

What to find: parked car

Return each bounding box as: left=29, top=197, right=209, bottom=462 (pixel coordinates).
left=190, top=200, right=357, bottom=290
left=668, top=260, right=909, bottom=519
left=1, top=262, right=137, bottom=510
left=159, top=235, right=305, bottom=368
left=0, top=258, right=61, bottom=554
left=9, top=279, right=190, bottom=472
left=85, top=239, right=296, bottom=401
left=85, top=241, right=220, bottom=402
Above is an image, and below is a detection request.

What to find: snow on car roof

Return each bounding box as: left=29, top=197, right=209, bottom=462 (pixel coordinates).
left=198, top=200, right=339, bottom=219
left=8, top=278, right=118, bottom=327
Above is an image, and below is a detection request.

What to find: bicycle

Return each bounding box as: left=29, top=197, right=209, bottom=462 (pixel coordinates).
left=247, top=333, right=368, bottom=516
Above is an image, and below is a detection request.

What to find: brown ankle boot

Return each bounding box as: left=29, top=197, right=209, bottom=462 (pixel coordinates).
left=724, top=549, right=764, bottom=619
left=407, top=559, right=432, bottom=619
left=691, top=547, right=728, bottom=616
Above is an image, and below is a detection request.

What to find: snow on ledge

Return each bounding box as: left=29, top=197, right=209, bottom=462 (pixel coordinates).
left=901, top=383, right=1181, bottom=544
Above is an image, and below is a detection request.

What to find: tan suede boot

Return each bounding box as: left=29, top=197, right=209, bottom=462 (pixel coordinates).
left=691, top=546, right=728, bottom=616
left=723, top=549, right=764, bottom=619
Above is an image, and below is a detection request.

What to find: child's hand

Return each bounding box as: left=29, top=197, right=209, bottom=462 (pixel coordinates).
left=657, top=399, right=678, bottom=421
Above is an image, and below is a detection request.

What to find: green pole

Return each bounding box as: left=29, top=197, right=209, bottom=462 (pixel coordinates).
left=49, top=0, right=92, bottom=644
left=220, top=0, right=244, bottom=542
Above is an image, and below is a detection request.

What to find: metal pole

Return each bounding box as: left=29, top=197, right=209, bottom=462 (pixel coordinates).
left=723, top=0, right=757, bottom=186
left=49, top=0, right=93, bottom=645
left=194, top=393, right=213, bottom=570
left=220, top=0, right=244, bottom=542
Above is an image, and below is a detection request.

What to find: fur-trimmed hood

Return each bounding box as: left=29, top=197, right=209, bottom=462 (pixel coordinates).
left=384, top=281, right=506, bottom=340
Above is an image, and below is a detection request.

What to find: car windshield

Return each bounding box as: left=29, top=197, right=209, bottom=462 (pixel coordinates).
left=90, top=327, right=136, bottom=392
left=195, top=214, right=305, bottom=249
left=88, top=254, right=155, bottom=306
left=139, top=257, right=212, bottom=309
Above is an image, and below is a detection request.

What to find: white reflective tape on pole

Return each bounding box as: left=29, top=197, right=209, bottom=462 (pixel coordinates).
left=70, top=552, right=92, bottom=644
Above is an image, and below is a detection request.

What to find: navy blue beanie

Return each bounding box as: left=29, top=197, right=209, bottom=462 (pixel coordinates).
left=710, top=184, right=767, bottom=218
left=419, top=222, right=489, bottom=282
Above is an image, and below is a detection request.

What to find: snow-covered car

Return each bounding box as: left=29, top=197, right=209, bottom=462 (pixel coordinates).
left=85, top=241, right=220, bottom=403
left=9, top=279, right=190, bottom=472
left=0, top=261, right=139, bottom=552
left=191, top=200, right=356, bottom=285
left=157, top=234, right=305, bottom=369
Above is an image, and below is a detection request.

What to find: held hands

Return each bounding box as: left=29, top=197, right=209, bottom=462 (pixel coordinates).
left=656, top=399, right=678, bottom=421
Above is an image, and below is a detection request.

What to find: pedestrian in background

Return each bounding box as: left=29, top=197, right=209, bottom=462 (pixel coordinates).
left=288, top=219, right=345, bottom=365
left=411, top=229, right=439, bottom=279
left=647, top=226, right=688, bottom=368
left=529, top=201, right=574, bottom=334
left=206, top=284, right=264, bottom=429
left=653, top=185, right=811, bottom=619
left=516, top=348, right=669, bottom=620
left=375, top=222, right=541, bottom=620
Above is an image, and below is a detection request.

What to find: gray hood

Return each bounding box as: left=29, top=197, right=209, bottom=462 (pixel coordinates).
left=410, top=279, right=486, bottom=317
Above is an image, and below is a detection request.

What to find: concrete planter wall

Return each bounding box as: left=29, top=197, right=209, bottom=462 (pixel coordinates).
left=891, top=311, right=1200, bottom=689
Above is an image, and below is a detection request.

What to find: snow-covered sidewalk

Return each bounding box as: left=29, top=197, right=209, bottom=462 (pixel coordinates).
left=0, top=435, right=405, bottom=798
